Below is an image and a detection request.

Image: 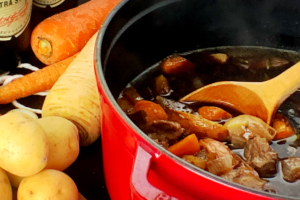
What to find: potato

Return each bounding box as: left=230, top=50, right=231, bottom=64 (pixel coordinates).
left=37, top=116, right=80, bottom=171
left=0, top=112, right=49, bottom=177
left=0, top=168, right=12, bottom=200
left=18, top=169, right=78, bottom=200
left=6, top=171, right=24, bottom=188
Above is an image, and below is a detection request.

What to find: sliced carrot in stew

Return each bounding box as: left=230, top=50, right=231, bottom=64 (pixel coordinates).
left=198, top=106, right=232, bottom=121
left=133, top=100, right=167, bottom=125
left=168, top=134, right=200, bottom=157
left=272, top=113, right=295, bottom=140
left=160, top=55, right=195, bottom=75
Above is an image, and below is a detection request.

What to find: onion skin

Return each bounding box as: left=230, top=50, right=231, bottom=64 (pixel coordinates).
left=224, top=115, right=276, bottom=148
left=207, top=156, right=233, bottom=176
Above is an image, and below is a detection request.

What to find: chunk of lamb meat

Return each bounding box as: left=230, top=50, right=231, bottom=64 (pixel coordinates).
left=156, top=96, right=194, bottom=114
left=281, top=157, right=300, bottom=182
left=128, top=110, right=184, bottom=149
left=244, top=135, right=278, bottom=178
left=128, top=110, right=149, bottom=133
left=198, top=138, right=267, bottom=190
left=147, top=120, right=185, bottom=149
left=221, top=158, right=267, bottom=190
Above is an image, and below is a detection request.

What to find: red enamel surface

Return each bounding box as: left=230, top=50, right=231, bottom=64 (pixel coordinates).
left=95, top=72, right=281, bottom=200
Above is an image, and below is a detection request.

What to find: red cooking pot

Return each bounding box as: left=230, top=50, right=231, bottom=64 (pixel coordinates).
left=94, top=0, right=300, bottom=199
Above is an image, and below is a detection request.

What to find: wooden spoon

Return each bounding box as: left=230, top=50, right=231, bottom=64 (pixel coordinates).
left=181, top=61, right=300, bottom=124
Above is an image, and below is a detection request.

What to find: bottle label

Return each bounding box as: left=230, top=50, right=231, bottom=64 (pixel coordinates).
left=33, top=0, right=64, bottom=8
left=0, top=0, right=32, bottom=41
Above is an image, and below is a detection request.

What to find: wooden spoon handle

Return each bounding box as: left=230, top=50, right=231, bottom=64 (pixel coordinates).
left=261, top=61, right=300, bottom=106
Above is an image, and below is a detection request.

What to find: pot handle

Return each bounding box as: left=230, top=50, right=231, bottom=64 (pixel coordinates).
left=131, top=146, right=178, bottom=200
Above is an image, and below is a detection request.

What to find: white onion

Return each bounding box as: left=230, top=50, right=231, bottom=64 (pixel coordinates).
left=207, top=155, right=233, bottom=176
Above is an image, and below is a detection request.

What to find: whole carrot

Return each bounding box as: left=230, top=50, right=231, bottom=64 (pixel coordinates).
left=31, top=0, right=121, bottom=65
left=0, top=53, right=77, bottom=104
left=42, top=32, right=101, bottom=146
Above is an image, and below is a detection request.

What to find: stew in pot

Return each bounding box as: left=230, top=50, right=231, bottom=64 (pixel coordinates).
left=117, top=46, right=300, bottom=198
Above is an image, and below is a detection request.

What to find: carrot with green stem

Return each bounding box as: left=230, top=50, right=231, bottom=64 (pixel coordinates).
left=0, top=53, right=78, bottom=104
left=42, top=32, right=101, bottom=146
left=31, top=0, right=121, bottom=65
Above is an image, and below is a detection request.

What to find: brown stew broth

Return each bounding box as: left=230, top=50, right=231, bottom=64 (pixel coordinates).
left=122, top=46, right=300, bottom=198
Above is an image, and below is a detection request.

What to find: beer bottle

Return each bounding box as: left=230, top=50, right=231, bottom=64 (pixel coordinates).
left=30, top=0, right=77, bottom=31
left=0, top=0, right=33, bottom=71
left=33, top=0, right=76, bottom=11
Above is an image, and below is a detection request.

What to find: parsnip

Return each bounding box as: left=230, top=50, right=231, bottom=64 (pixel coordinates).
left=42, top=32, right=101, bottom=146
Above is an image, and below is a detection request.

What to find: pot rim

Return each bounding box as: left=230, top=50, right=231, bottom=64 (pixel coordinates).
left=94, top=0, right=297, bottom=199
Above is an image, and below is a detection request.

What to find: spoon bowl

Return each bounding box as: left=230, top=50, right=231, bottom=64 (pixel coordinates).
left=181, top=61, right=300, bottom=124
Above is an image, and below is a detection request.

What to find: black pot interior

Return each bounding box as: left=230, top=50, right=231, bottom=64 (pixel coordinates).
left=98, top=0, right=300, bottom=199
left=101, top=0, right=300, bottom=99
